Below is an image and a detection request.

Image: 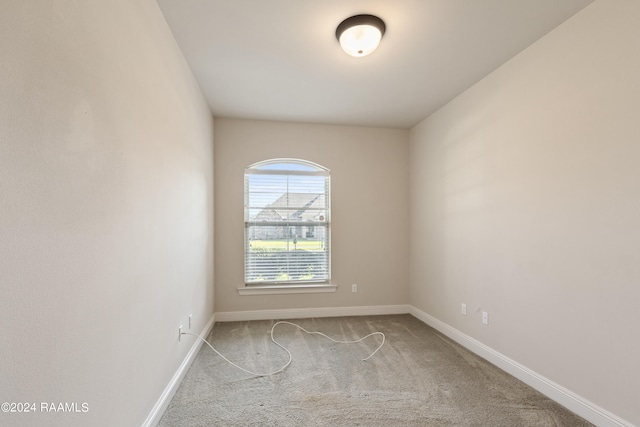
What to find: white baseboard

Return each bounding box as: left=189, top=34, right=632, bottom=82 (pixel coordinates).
left=142, top=314, right=216, bottom=427
left=215, top=304, right=411, bottom=322
left=409, top=306, right=634, bottom=427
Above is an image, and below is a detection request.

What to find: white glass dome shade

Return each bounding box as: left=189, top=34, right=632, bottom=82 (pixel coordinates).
left=336, top=15, right=386, bottom=57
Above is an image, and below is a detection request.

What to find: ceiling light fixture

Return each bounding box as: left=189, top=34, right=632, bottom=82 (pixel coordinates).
left=335, top=14, right=386, bottom=57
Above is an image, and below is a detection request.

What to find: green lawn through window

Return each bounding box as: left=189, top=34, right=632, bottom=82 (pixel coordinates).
left=249, top=239, right=325, bottom=251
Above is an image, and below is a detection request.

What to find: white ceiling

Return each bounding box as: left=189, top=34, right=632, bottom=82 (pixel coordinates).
left=157, top=0, right=594, bottom=129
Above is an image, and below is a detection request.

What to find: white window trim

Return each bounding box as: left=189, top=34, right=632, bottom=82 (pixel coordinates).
left=237, top=284, right=337, bottom=296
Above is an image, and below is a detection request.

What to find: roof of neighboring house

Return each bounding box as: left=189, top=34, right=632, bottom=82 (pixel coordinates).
left=253, top=193, right=326, bottom=222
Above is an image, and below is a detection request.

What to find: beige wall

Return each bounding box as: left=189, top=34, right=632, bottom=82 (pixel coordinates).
left=0, top=1, right=214, bottom=426
left=409, top=0, right=640, bottom=424
left=215, top=118, right=409, bottom=313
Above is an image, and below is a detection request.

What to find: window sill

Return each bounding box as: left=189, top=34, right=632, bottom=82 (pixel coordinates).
left=237, top=284, right=338, bottom=296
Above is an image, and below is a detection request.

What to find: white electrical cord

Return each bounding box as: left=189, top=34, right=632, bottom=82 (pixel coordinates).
left=181, top=320, right=385, bottom=377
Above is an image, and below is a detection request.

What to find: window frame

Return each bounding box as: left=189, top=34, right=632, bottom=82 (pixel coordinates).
left=242, top=158, right=332, bottom=290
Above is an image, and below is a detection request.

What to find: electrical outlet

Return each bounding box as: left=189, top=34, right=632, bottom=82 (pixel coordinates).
left=352, top=284, right=357, bottom=292
left=178, top=325, right=183, bottom=341
left=482, top=312, right=489, bottom=325
left=461, top=303, right=467, bottom=316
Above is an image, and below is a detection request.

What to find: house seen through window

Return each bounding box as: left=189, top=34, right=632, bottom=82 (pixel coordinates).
left=244, top=159, right=330, bottom=285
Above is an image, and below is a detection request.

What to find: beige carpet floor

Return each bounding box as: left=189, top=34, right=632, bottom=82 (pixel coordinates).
left=159, top=314, right=593, bottom=426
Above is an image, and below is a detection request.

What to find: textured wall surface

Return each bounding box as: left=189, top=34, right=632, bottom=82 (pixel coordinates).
left=0, top=1, right=214, bottom=425
left=409, top=0, right=640, bottom=424
left=214, top=118, right=409, bottom=313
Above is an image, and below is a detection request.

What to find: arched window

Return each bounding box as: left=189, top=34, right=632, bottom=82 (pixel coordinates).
left=244, top=159, right=330, bottom=284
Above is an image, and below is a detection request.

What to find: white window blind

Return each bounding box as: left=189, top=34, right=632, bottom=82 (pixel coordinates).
left=244, top=159, right=330, bottom=285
